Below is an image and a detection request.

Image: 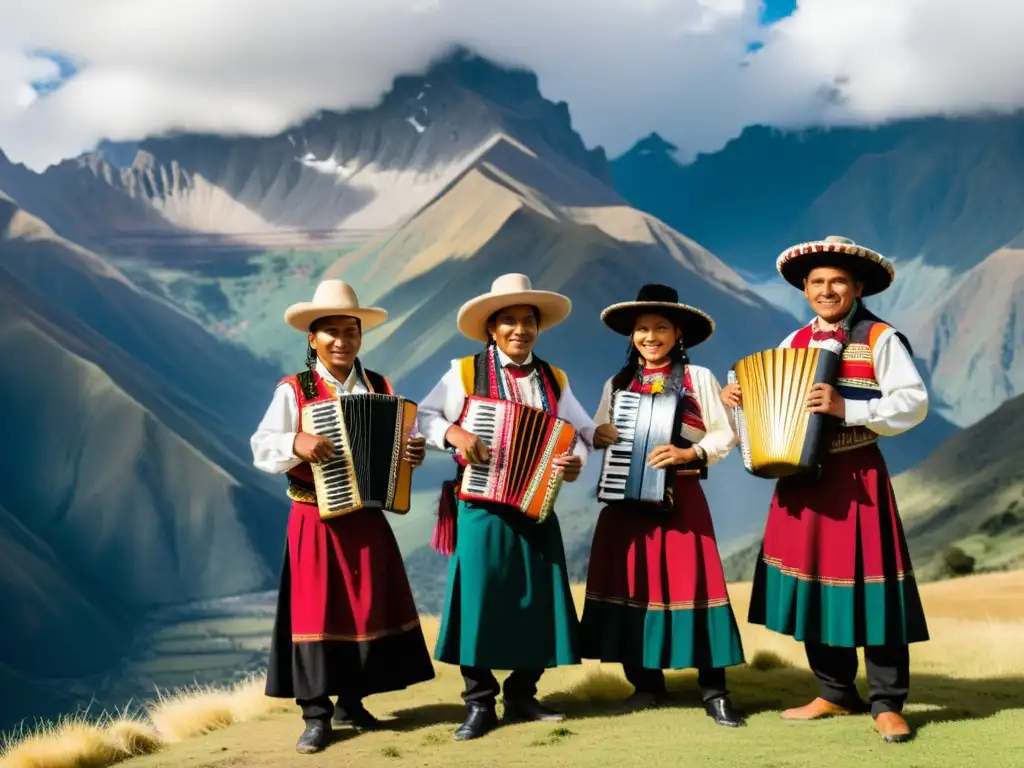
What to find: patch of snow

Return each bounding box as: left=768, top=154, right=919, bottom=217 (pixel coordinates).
left=406, top=115, right=427, bottom=133
left=298, top=152, right=355, bottom=179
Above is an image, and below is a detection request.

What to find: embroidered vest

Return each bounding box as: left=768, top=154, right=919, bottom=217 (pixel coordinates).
left=790, top=319, right=889, bottom=453
left=457, top=351, right=566, bottom=406
left=278, top=363, right=392, bottom=503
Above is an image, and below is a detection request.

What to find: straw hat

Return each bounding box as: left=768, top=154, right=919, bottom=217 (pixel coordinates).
left=283, top=279, right=388, bottom=332
left=456, top=273, right=572, bottom=343
left=776, top=235, right=895, bottom=296
left=600, top=283, right=715, bottom=348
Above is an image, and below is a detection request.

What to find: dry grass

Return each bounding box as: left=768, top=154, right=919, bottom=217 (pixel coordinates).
left=4, top=572, right=1024, bottom=768
left=0, top=674, right=288, bottom=768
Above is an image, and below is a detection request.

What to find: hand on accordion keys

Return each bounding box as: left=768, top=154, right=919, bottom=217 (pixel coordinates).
left=444, top=424, right=491, bottom=464
left=552, top=452, right=583, bottom=482
left=805, top=383, right=846, bottom=419
left=293, top=431, right=334, bottom=463
left=592, top=423, right=619, bottom=449
left=647, top=444, right=697, bottom=469
left=404, top=434, right=426, bottom=467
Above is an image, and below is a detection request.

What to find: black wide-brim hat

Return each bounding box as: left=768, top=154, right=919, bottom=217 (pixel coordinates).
left=600, top=284, right=715, bottom=347
left=776, top=235, right=895, bottom=296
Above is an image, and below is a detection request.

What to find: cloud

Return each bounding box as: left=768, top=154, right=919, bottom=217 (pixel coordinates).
left=0, top=0, right=1021, bottom=171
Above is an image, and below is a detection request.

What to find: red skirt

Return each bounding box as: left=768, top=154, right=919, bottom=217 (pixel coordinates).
left=748, top=445, right=929, bottom=647
left=579, top=476, right=745, bottom=669
left=265, top=502, right=435, bottom=700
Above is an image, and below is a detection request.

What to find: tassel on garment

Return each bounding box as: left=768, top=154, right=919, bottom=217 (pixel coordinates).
left=430, top=480, right=458, bottom=556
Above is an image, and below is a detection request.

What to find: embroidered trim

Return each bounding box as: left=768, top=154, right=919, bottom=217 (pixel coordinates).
left=584, top=592, right=732, bottom=610
left=763, top=555, right=911, bottom=585
left=291, top=618, right=422, bottom=643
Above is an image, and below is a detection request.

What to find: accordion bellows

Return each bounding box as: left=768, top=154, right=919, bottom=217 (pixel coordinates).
left=301, top=393, right=418, bottom=519
left=457, top=396, right=577, bottom=522
left=730, top=347, right=840, bottom=478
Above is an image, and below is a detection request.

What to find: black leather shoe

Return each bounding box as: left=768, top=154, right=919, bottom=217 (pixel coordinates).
left=454, top=703, right=498, bottom=741
left=503, top=697, right=566, bottom=723
left=295, top=720, right=331, bottom=753
left=704, top=695, right=746, bottom=727
left=332, top=701, right=380, bottom=731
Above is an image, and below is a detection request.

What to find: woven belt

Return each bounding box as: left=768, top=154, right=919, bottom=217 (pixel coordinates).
left=829, top=425, right=878, bottom=454
left=286, top=482, right=317, bottom=503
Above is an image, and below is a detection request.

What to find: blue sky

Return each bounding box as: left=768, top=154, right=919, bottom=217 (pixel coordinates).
left=760, top=0, right=797, bottom=24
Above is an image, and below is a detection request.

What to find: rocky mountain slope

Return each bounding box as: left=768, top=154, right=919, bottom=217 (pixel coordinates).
left=903, top=242, right=1024, bottom=427
left=611, top=114, right=1024, bottom=277
left=0, top=50, right=608, bottom=256
left=893, top=392, right=1024, bottom=580
left=0, top=192, right=298, bottom=729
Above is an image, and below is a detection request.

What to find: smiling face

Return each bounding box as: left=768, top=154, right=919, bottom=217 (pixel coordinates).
left=803, top=266, right=864, bottom=324
left=308, top=315, right=362, bottom=376
left=487, top=304, right=539, bottom=363
left=631, top=312, right=681, bottom=367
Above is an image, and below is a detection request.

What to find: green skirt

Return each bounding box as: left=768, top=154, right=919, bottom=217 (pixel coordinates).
left=434, top=500, right=580, bottom=670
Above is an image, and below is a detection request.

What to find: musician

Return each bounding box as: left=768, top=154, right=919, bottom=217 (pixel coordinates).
left=721, top=236, right=929, bottom=744
left=417, top=273, right=596, bottom=742
left=579, top=284, right=746, bottom=727
left=250, top=279, right=435, bottom=754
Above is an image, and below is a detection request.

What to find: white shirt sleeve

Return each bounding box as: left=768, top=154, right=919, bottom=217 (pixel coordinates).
left=593, top=377, right=613, bottom=426
left=555, top=378, right=596, bottom=462
left=417, top=360, right=466, bottom=450
left=842, top=329, right=929, bottom=436
left=250, top=383, right=302, bottom=474
left=690, top=366, right=738, bottom=466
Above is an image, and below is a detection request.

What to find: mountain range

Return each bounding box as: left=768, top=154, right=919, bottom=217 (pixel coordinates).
left=0, top=48, right=1020, bottom=730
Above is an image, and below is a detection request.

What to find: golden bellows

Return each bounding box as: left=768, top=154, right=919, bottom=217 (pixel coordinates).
left=729, top=347, right=840, bottom=478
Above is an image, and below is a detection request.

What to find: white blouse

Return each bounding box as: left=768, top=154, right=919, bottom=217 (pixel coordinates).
left=417, top=348, right=596, bottom=462
left=249, top=359, right=371, bottom=474
left=592, top=364, right=737, bottom=466
left=778, top=324, right=929, bottom=436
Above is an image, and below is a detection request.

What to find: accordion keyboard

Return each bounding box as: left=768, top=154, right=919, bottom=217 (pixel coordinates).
left=462, top=399, right=499, bottom=497
left=305, top=400, right=360, bottom=513
left=598, top=392, right=641, bottom=500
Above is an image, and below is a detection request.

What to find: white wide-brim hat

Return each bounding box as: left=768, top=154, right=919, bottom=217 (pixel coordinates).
left=456, top=273, right=572, bottom=344
left=776, top=235, right=895, bottom=296
left=283, top=279, right=388, bottom=332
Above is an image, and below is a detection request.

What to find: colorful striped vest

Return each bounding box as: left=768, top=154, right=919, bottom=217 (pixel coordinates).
left=790, top=318, right=891, bottom=454
left=278, top=364, right=393, bottom=503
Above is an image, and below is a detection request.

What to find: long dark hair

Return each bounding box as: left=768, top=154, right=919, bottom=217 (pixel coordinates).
left=611, top=317, right=689, bottom=392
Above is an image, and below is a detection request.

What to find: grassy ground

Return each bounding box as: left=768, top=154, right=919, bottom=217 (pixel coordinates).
left=7, top=572, right=1023, bottom=768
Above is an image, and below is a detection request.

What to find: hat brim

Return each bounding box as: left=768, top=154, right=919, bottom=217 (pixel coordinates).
left=284, top=304, right=388, bottom=333
left=777, top=242, right=894, bottom=296
left=457, top=290, right=572, bottom=344
left=600, top=301, right=715, bottom=347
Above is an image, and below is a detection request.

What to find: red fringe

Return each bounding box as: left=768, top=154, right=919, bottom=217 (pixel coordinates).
left=430, top=480, right=458, bottom=556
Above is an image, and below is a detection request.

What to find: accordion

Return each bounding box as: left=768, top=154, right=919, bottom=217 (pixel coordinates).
left=457, top=396, right=578, bottom=522
left=597, top=391, right=680, bottom=504
left=301, top=393, right=419, bottom=519
left=729, top=347, right=840, bottom=478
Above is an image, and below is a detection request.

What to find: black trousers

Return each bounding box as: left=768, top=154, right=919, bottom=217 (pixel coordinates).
left=623, top=665, right=728, bottom=703
left=806, top=641, right=909, bottom=717
left=297, top=694, right=364, bottom=722
left=461, top=666, right=543, bottom=708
